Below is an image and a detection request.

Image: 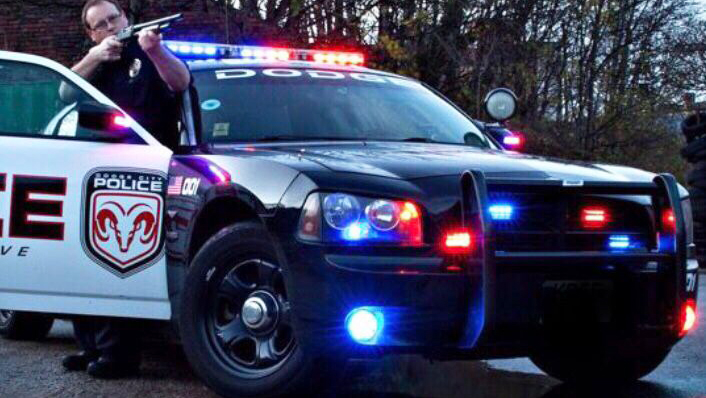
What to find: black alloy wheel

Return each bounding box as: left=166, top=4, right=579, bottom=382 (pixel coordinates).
left=206, top=258, right=296, bottom=377
left=180, top=222, right=345, bottom=398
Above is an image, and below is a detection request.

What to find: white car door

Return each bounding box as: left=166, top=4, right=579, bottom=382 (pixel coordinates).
left=0, top=51, right=173, bottom=320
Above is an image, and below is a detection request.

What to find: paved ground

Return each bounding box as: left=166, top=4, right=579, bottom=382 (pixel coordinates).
left=1, top=276, right=705, bottom=398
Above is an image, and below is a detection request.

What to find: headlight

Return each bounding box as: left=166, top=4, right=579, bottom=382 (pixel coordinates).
left=365, top=200, right=400, bottom=231
left=297, top=192, right=423, bottom=245
left=323, top=194, right=361, bottom=229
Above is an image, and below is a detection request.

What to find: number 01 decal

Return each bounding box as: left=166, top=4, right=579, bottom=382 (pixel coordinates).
left=181, top=178, right=201, bottom=196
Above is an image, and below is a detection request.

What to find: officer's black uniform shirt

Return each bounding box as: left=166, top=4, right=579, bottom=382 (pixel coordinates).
left=90, top=40, right=183, bottom=149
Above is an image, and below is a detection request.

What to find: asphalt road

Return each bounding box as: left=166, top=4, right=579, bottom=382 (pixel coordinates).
left=1, top=276, right=705, bottom=398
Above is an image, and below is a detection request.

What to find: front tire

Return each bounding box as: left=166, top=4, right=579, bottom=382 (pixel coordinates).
left=0, top=310, right=54, bottom=340
left=179, top=222, right=344, bottom=398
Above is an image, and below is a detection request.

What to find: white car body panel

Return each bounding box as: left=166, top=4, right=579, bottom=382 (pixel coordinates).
left=0, top=51, right=173, bottom=320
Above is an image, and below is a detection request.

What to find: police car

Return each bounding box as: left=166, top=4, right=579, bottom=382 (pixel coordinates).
left=0, top=41, right=699, bottom=397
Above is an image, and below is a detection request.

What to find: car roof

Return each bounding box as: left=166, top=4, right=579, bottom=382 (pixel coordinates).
left=185, top=58, right=414, bottom=80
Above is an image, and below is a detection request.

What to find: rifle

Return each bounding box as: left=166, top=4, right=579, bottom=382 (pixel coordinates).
left=115, top=13, right=183, bottom=42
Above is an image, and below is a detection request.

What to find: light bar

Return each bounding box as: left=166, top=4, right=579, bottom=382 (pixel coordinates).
left=489, top=204, right=514, bottom=220
left=164, top=40, right=365, bottom=65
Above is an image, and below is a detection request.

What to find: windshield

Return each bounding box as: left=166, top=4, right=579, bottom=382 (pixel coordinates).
left=193, top=67, right=490, bottom=147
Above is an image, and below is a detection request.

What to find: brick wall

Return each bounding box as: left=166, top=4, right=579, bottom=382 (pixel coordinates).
left=0, top=2, right=86, bottom=66
left=0, top=0, right=273, bottom=67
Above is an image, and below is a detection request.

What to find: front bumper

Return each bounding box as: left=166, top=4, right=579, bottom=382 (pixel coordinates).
left=277, top=173, right=697, bottom=360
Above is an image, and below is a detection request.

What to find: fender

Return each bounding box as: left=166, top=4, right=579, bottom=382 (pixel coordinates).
left=164, top=153, right=301, bottom=323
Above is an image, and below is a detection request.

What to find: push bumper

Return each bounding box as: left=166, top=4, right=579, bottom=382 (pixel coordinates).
left=281, top=173, right=697, bottom=359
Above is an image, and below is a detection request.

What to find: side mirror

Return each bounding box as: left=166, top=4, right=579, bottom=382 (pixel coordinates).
left=77, top=101, right=134, bottom=141
left=484, top=88, right=518, bottom=122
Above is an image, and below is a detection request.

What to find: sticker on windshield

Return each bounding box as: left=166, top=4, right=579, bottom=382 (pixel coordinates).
left=201, top=99, right=221, bottom=111
left=213, top=123, right=230, bottom=137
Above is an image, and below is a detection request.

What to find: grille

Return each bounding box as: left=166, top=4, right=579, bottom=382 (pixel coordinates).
left=487, top=187, right=655, bottom=252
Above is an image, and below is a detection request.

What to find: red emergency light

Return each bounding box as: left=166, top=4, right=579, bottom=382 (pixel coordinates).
left=443, top=229, right=472, bottom=254
left=581, top=207, right=610, bottom=229
left=662, top=209, right=676, bottom=233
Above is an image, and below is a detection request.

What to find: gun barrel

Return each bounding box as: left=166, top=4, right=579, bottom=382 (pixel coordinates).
left=132, top=13, right=182, bottom=30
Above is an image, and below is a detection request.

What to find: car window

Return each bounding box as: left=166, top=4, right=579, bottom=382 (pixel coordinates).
left=0, top=60, right=139, bottom=143
left=193, top=68, right=490, bottom=147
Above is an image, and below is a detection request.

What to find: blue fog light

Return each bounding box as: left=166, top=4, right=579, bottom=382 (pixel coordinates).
left=609, top=235, right=630, bottom=249
left=346, top=308, right=384, bottom=344
left=489, top=204, right=514, bottom=220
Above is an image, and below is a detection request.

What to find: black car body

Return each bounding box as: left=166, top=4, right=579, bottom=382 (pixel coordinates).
left=155, top=44, right=699, bottom=395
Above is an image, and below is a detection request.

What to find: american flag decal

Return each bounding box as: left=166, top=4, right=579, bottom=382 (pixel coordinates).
left=167, top=176, right=183, bottom=195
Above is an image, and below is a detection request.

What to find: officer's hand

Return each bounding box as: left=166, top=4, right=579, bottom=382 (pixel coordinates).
left=138, top=29, right=162, bottom=55
left=89, top=36, right=123, bottom=63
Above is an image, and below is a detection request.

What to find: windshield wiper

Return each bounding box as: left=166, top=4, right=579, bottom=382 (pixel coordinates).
left=255, top=135, right=365, bottom=142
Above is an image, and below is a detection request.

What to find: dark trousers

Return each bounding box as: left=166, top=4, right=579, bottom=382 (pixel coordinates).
left=72, top=316, right=142, bottom=364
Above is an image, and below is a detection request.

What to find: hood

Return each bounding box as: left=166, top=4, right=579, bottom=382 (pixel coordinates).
left=211, top=141, right=657, bottom=183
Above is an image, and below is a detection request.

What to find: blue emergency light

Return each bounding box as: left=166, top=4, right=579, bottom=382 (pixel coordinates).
left=609, top=235, right=630, bottom=249
left=164, top=40, right=365, bottom=65
left=343, top=222, right=370, bottom=241
left=489, top=204, right=514, bottom=220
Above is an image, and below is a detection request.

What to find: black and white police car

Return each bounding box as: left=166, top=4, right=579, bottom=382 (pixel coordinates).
left=0, top=41, right=699, bottom=397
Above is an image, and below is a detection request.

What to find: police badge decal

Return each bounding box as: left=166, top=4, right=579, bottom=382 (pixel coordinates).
left=81, top=168, right=167, bottom=277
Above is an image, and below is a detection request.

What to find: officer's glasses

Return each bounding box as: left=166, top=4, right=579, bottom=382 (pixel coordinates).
left=90, top=13, right=122, bottom=32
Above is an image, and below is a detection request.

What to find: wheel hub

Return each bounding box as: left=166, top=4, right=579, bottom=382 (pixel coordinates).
left=241, top=291, right=278, bottom=331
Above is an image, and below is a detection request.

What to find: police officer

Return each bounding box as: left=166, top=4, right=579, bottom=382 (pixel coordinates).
left=61, top=0, right=190, bottom=378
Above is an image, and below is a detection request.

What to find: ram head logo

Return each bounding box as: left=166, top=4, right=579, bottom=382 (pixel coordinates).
left=94, top=201, right=157, bottom=253
left=88, top=192, right=163, bottom=272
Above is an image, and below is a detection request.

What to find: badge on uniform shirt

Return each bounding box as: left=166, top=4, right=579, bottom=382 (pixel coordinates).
left=129, top=58, right=142, bottom=79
